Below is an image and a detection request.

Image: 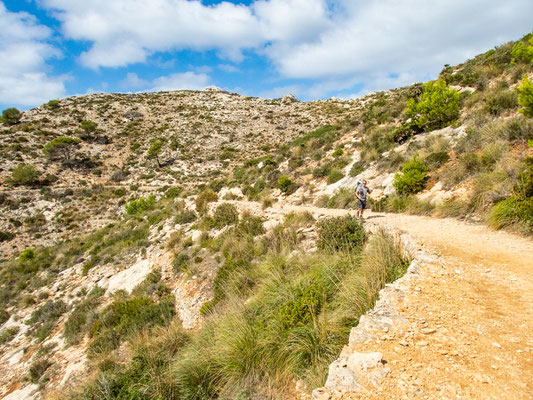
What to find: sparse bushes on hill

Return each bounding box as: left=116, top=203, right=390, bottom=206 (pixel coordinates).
left=393, top=155, right=429, bottom=194
left=1, top=108, right=21, bottom=125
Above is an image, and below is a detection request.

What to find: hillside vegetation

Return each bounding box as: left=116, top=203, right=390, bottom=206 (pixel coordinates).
left=0, top=33, right=532, bottom=400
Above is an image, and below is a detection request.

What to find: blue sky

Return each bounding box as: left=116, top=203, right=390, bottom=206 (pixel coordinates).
left=1, top=0, right=532, bottom=110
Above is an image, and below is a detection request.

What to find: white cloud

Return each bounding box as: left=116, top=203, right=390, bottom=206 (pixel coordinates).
left=0, top=2, right=67, bottom=106
left=267, top=0, right=533, bottom=93
left=39, top=0, right=331, bottom=69
left=120, top=72, right=148, bottom=89
left=218, top=64, right=240, bottom=73
left=149, top=71, right=210, bottom=92
left=27, top=0, right=533, bottom=100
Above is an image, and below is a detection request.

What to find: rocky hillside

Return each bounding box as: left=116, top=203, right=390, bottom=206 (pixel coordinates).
left=0, top=33, right=533, bottom=400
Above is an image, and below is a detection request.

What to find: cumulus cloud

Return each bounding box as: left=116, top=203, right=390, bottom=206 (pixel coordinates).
left=37, top=0, right=533, bottom=98
left=39, top=0, right=330, bottom=68
left=119, top=71, right=210, bottom=92
left=267, top=0, right=533, bottom=93
left=0, top=2, right=67, bottom=106
left=149, top=71, right=210, bottom=92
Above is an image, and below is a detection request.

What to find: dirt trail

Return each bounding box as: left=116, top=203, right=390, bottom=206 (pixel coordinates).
left=232, top=200, right=533, bottom=399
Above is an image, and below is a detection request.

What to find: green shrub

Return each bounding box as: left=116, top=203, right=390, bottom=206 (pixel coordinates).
left=327, top=169, right=344, bottom=184
left=211, top=203, right=239, bottom=229
left=47, top=99, right=60, bottom=109
left=165, top=186, right=182, bottom=198
left=0, top=231, right=14, bottom=242
left=277, top=175, right=295, bottom=194
left=10, top=164, right=40, bottom=186
left=332, top=148, right=344, bottom=157
left=326, top=188, right=358, bottom=209
left=317, top=216, right=366, bottom=251
left=27, top=300, right=68, bottom=342
left=393, top=155, right=429, bottom=194
left=195, top=189, right=218, bottom=213
left=489, top=157, right=533, bottom=233
left=89, top=295, right=175, bottom=357
left=80, top=120, right=98, bottom=132
left=511, top=36, right=533, bottom=64
left=125, top=194, right=155, bottom=215
left=0, top=327, right=19, bottom=344
left=518, top=75, right=533, bottom=118
left=19, top=248, right=35, bottom=262
left=172, top=253, right=190, bottom=274
left=43, top=136, right=81, bottom=162
left=405, top=79, right=460, bottom=132
left=1, top=108, right=21, bottom=125
left=64, top=288, right=105, bottom=346
left=28, top=359, right=51, bottom=383
left=349, top=162, right=365, bottom=177
left=0, top=309, right=9, bottom=325
left=484, top=89, right=518, bottom=115
left=175, top=209, right=197, bottom=224
left=424, top=151, right=450, bottom=170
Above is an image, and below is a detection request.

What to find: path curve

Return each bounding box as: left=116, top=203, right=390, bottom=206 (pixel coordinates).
left=229, top=200, right=533, bottom=399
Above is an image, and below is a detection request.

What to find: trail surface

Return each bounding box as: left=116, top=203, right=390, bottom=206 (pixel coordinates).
left=231, top=200, right=533, bottom=399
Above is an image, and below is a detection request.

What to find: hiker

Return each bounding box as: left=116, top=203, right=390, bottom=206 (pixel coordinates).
left=356, top=180, right=371, bottom=219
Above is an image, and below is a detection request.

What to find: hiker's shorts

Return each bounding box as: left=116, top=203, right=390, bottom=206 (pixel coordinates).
left=358, top=199, right=366, bottom=209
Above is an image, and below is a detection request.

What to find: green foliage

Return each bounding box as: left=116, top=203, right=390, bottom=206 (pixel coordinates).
left=10, top=163, right=40, bottom=186
left=125, top=194, right=155, bottom=215
left=0, top=309, right=9, bottom=325
left=322, top=188, right=358, bottom=209
left=195, top=189, right=218, bottom=213
left=489, top=157, right=533, bottom=233
left=43, top=136, right=81, bottom=162
left=146, top=139, right=163, bottom=166
left=424, top=151, right=450, bottom=170
left=27, top=300, right=68, bottom=342
left=349, top=162, right=365, bottom=177
left=89, top=295, right=175, bottom=357
left=518, top=75, right=533, bottom=118
left=28, top=359, right=51, bottom=383
left=277, top=175, right=295, bottom=194
left=19, top=248, right=35, bottom=262
left=484, top=88, right=518, bottom=116
left=165, top=186, right=182, bottom=199
left=317, top=216, right=366, bottom=251
left=327, top=169, right=344, bottom=185
left=80, top=120, right=98, bottom=132
left=1, top=108, right=22, bottom=125
left=0, top=231, right=15, bottom=242
left=47, top=99, right=60, bottom=109
left=64, top=288, right=105, bottom=346
left=332, top=148, right=343, bottom=157
left=211, top=203, right=239, bottom=229
left=393, top=155, right=429, bottom=194
left=0, top=327, right=19, bottom=344
left=405, top=79, right=460, bottom=132
left=172, top=253, right=190, bottom=274
left=511, top=36, right=533, bottom=64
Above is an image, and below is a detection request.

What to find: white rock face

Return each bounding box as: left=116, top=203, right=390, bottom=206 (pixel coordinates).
left=99, top=259, right=152, bottom=294
left=2, top=384, right=39, bottom=400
